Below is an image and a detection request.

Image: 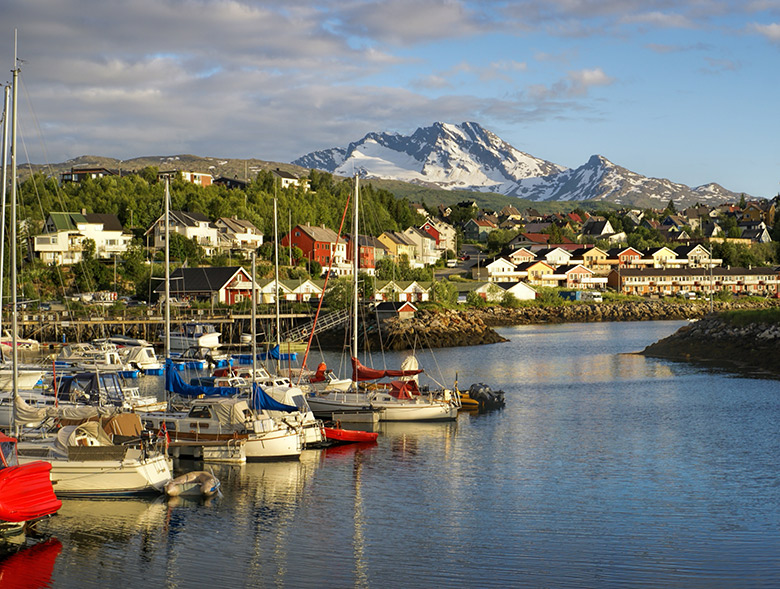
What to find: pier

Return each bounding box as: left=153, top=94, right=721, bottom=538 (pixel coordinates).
left=9, top=309, right=312, bottom=347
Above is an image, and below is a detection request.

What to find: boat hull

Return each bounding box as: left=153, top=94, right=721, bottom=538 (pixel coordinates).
left=17, top=451, right=171, bottom=496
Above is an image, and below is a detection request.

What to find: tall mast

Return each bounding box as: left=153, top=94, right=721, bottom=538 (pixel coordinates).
left=10, top=31, right=19, bottom=433
left=352, top=174, right=359, bottom=358
left=0, top=84, right=9, bottom=343
left=273, top=194, right=280, bottom=373
left=164, top=176, right=171, bottom=358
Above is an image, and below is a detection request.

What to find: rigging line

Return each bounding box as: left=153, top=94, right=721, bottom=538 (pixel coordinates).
left=18, top=75, right=68, bottom=213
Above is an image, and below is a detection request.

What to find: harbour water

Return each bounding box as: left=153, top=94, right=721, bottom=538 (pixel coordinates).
left=4, top=320, right=780, bottom=587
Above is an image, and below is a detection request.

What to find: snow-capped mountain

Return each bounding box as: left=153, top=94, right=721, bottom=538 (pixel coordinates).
left=293, top=122, right=742, bottom=207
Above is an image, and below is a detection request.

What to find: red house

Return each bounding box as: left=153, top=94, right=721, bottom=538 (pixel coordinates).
left=420, top=220, right=442, bottom=246
left=283, top=224, right=343, bottom=268
left=345, top=234, right=377, bottom=272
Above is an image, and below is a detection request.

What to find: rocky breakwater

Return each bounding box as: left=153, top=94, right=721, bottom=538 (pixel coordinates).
left=641, top=312, right=780, bottom=378
left=368, top=309, right=508, bottom=351
left=472, top=300, right=709, bottom=326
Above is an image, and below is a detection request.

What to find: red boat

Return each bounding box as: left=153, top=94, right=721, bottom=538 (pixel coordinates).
left=0, top=433, right=61, bottom=528
left=323, top=427, right=378, bottom=445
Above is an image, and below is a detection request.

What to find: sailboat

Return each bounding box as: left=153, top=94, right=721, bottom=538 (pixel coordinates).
left=305, top=176, right=459, bottom=421
left=7, top=35, right=171, bottom=496
left=147, top=182, right=304, bottom=460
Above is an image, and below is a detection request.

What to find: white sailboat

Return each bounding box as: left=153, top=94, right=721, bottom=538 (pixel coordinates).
left=305, top=176, right=458, bottom=421
left=8, top=36, right=171, bottom=496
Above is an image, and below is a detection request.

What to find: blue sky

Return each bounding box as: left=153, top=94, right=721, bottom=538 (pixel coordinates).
left=2, top=0, right=779, bottom=197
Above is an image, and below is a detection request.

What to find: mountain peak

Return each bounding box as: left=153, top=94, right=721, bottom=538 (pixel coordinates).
left=293, top=122, right=742, bottom=207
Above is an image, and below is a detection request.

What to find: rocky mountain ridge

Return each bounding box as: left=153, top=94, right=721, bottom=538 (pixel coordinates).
left=294, top=121, right=744, bottom=208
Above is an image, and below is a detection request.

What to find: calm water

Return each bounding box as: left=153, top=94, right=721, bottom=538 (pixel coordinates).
left=4, top=320, right=780, bottom=588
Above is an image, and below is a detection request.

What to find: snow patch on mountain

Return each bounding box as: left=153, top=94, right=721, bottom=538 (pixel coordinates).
left=293, top=122, right=743, bottom=207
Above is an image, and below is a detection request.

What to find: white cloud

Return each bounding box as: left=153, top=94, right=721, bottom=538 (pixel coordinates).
left=750, top=22, right=780, bottom=42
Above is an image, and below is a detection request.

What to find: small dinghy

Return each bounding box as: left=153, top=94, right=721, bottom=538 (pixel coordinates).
left=323, top=426, right=378, bottom=445
left=164, top=471, right=220, bottom=498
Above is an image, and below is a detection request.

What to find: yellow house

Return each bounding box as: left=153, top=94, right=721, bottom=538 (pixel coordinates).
left=378, top=231, right=417, bottom=264
left=517, top=260, right=556, bottom=286
left=575, top=247, right=610, bottom=273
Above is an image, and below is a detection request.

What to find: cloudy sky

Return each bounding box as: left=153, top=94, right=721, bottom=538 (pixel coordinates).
left=2, top=0, right=779, bottom=196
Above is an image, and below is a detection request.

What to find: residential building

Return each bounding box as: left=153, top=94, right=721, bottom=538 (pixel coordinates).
left=403, top=226, right=440, bottom=266
left=421, top=218, right=457, bottom=253
left=158, top=171, right=213, bottom=186
left=283, top=224, right=347, bottom=275
left=34, top=211, right=132, bottom=265
left=146, top=210, right=219, bottom=256
left=494, top=281, right=538, bottom=301
left=608, top=267, right=780, bottom=297
left=60, top=167, right=117, bottom=184
left=215, top=217, right=264, bottom=252
left=154, top=266, right=256, bottom=305
left=272, top=168, right=308, bottom=190
left=377, top=231, right=418, bottom=266
left=473, top=256, right=526, bottom=282
left=463, top=218, right=497, bottom=242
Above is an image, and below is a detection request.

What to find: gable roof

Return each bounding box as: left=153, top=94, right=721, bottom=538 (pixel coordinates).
left=217, top=217, right=261, bottom=234
left=154, top=266, right=249, bottom=294
left=297, top=224, right=342, bottom=243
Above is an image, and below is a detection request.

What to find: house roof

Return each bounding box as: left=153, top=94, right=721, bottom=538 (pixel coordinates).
left=297, top=224, right=342, bottom=243
left=47, top=211, right=123, bottom=232
left=217, top=217, right=261, bottom=234
left=154, top=266, right=248, bottom=294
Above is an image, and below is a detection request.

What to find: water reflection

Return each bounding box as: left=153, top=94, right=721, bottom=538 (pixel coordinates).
left=0, top=537, right=62, bottom=589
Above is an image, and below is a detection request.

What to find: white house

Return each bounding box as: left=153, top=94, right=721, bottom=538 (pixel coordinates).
left=494, top=281, right=538, bottom=301
left=34, top=211, right=133, bottom=265
left=403, top=226, right=440, bottom=266
left=146, top=210, right=220, bottom=256
left=215, top=217, right=264, bottom=252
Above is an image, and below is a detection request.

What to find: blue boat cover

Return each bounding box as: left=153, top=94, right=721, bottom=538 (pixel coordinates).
left=250, top=384, right=297, bottom=413
left=165, top=360, right=296, bottom=412
left=264, top=345, right=297, bottom=362
left=165, top=361, right=237, bottom=398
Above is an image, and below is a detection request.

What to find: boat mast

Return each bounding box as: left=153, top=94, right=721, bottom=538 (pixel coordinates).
left=273, top=194, right=280, bottom=373
left=10, top=31, right=19, bottom=434
left=164, top=176, right=171, bottom=358
left=0, top=84, right=9, bottom=343
left=352, top=174, right=359, bottom=359
left=251, top=250, right=257, bottom=384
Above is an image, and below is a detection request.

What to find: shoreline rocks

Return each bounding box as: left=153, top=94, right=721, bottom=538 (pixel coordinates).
left=641, top=313, right=780, bottom=378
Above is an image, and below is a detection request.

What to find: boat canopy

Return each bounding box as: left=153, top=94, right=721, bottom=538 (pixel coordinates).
left=165, top=361, right=239, bottom=398
left=351, top=357, right=424, bottom=382
left=263, top=345, right=297, bottom=362
left=388, top=380, right=422, bottom=400
left=250, top=384, right=297, bottom=413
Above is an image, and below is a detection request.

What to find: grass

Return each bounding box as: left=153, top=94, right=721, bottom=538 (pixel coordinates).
left=720, top=307, right=780, bottom=326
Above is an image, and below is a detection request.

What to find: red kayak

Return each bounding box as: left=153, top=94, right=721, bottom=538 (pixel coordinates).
left=324, top=427, right=378, bottom=444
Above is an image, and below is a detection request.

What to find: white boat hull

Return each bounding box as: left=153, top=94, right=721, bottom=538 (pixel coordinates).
left=243, top=429, right=302, bottom=460
left=0, top=369, right=44, bottom=392
left=307, top=392, right=457, bottom=422
left=18, top=450, right=171, bottom=496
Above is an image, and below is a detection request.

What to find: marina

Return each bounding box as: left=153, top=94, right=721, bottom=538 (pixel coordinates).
left=4, top=320, right=780, bottom=587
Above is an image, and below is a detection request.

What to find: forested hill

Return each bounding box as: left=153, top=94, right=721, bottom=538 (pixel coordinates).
left=17, top=167, right=425, bottom=239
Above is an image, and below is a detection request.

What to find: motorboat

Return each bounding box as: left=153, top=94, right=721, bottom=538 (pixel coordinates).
left=116, top=343, right=163, bottom=375
left=142, top=396, right=303, bottom=461
left=49, top=370, right=167, bottom=413
left=168, top=323, right=221, bottom=353
left=0, top=432, right=61, bottom=534
left=55, top=343, right=139, bottom=379
left=16, top=413, right=172, bottom=496
left=212, top=365, right=327, bottom=448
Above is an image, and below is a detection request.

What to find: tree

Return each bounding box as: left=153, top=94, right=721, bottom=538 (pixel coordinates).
left=431, top=279, right=457, bottom=306
left=323, top=277, right=351, bottom=309
left=465, top=290, right=487, bottom=308
left=739, top=193, right=747, bottom=209
left=168, top=233, right=205, bottom=263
